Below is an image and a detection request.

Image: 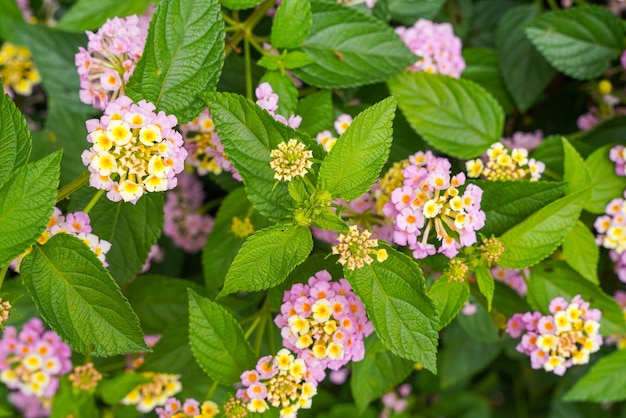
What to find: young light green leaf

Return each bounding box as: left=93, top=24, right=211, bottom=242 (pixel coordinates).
left=0, top=91, right=31, bottom=188
left=563, top=221, right=599, bottom=284
left=563, top=349, right=626, bottom=402
left=498, top=189, right=587, bottom=269
left=20, top=234, right=149, bottom=356
left=525, top=6, right=624, bottom=80
left=57, top=0, right=152, bottom=31
left=584, top=145, right=626, bottom=214
left=0, top=151, right=60, bottom=267
left=271, top=0, right=312, bottom=49
left=126, top=0, right=224, bottom=123
left=388, top=72, right=503, bottom=158
left=496, top=4, right=556, bottom=113
left=428, top=277, right=470, bottom=330
left=259, top=71, right=298, bottom=117
left=220, top=0, right=263, bottom=10
left=350, top=337, right=413, bottom=412
left=291, top=0, right=415, bottom=88
left=219, top=224, right=313, bottom=297
left=346, top=244, right=439, bottom=372
left=317, top=97, right=396, bottom=200
left=97, top=373, right=152, bottom=405
left=562, top=138, right=591, bottom=195
left=188, top=289, right=256, bottom=385
left=462, top=48, right=513, bottom=114
left=475, top=264, right=495, bottom=311
left=296, top=90, right=333, bottom=137
left=258, top=52, right=315, bottom=71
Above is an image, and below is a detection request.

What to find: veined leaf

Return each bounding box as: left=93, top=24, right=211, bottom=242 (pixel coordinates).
left=0, top=91, right=31, bottom=188
left=462, top=48, right=513, bottom=114
left=475, top=264, right=495, bottom=311
left=563, top=349, right=626, bottom=402
left=428, top=277, right=470, bottom=330
left=220, top=0, right=263, bottom=10
left=271, top=0, right=312, bottom=49
left=562, top=138, right=591, bottom=195
left=296, top=90, right=333, bottom=137
left=584, top=145, right=626, bottom=214
left=389, top=72, right=503, bottom=158
left=387, top=0, right=446, bottom=25
left=20, top=234, right=148, bottom=356
left=562, top=221, right=599, bottom=284
left=57, top=0, right=152, bottom=31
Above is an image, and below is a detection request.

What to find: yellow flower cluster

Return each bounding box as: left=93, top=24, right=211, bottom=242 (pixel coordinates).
left=466, top=142, right=544, bottom=181
left=0, top=43, right=40, bottom=96
left=121, top=372, right=182, bottom=413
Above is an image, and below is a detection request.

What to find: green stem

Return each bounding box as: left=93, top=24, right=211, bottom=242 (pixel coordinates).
left=225, top=0, right=276, bottom=56
left=244, top=36, right=253, bottom=100
left=244, top=315, right=262, bottom=339
left=0, top=266, right=8, bottom=293
left=253, top=312, right=267, bottom=356
left=83, top=189, right=105, bottom=214
left=56, top=171, right=90, bottom=203
left=205, top=380, right=219, bottom=401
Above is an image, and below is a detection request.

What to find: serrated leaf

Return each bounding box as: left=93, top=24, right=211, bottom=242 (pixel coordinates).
left=496, top=4, right=556, bottom=113
left=98, top=373, right=152, bottom=405
left=0, top=151, right=61, bottom=267
left=525, top=6, right=624, bottom=80
left=220, top=0, right=263, bottom=10
left=386, top=0, right=446, bottom=25
left=126, top=0, right=224, bottom=123
left=428, top=277, right=469, bottom=330
left=318, top=97, right=395, bottom=200
left=312, top=208, right=349, bottom=232
left=188, top=289, right=256, bottom=385
left=346, top=244, right=439, bottom=372
left=563, top=349, right=626, bottom=402
left=296, top=90, right=333, bottom=137
left=475, top=264, right=495, bottom=311
left=584, top=145, right=626, bottom=214
left=562, top=138, right=591, bottom=195
left=258, top=52, right=315, bottom=71
left=527, top=260, right=626, bottom=336
left=462, top=48, right=513, bottom=114
left=389, top=72, right=503, bottom=158
left=20, top=234, right=148, bottom=356
left=271, top=0, right=312, bottom=49
left=57, top=0, right=152, bottom=31
left=498, top=189, right=587, bottom=269
left=202, top=92, right=321, bottom=220
left=291, top=0, right=415, bottom=88
left=563, top=221, right=599, bottom=284
left=351, top=337, right=413, bottom=412
left=259, top=71, right=298, bottom=117
left=219, top=224, right=313, bottom=296
left=0, top=91, right=31, bottom=188
left=473, top=180, right=567, bottom=237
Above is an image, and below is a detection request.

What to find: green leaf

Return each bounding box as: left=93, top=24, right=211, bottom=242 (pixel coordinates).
left=57, top=0, right=152, bottom=31
left=271, top=0, right=312, bottom=49
left=474, top=180, right=567, bottom=237
left=461, top=48, right=513, bottom=114
left=386, top=0, right=446, bottom=25
left=525, top=6, right=624, bottom=80
left=188, top=289, right=257, bottom=385
left=457, top=303, right=500, bottom=344
left=562, top=138, right=591, bottom=195
left=219, top=224, right=313, bottom=297
left=584, top=145, right=626, bottom=214
left=492, top=281, right=530, bottom=318
left=259, top=71, right=298, bottom=117
left=388, top=72, right=504, bottom=158
left=258, top=52, right=315, bottom=71
left=296, top=90, right=334, bottom=137
left=563, top=349, right=626, bottom=402
left=498, top=189, right=587, bottom=269
left=495, top=4, right=556, bottom=113
left=350, top=337, right=414, bottom=412
left=68, top=188, right=163, bottom=285
left=317, top=97, right=396, bottom=200
left=0, top=0, right=23, bottom=21
left=475, top=264, right=495, bottom=311
left=346, top=244, right=439, bottom=372
left=0, top=91, right=31, bottom=188
left=20, top=234, right=148, bottom=356
left=126, top=0, right=224, bottom=123
left=527, top=260, right=626, bottom=336
left=563, top=221, right=599, bottom=284
left=98, top=373, right=152, bottom=405
left=312, top=208, right=349, bottom=232
left=51, top=378, right=98, bottom=418
left=0, top=151, right=61, bottom=267
left=292, top=0, right=415, bottom=88
left=428, top=277, right=469, bottom=330
left=202, top=91, right=321, bottom=220
left=220, top=0, right=263, bottom=10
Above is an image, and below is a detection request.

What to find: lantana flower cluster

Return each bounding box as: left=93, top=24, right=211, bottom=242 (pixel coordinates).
left=75, top=14, right=150, bottom=110
left=506, top=295, right=603, bottom=375
left=164, top=171, right=214, bottom=253
left=275, top=270, right=373, bottom=370
left=256, top=82, right=302, bottom=129
left=610, top=145, right=625, bottom=176
left=331, top=225, right=388, bottom=270
left=466, top=142, right=545, bottom=181
left=607, top=291, right=626, bottom=349
left=595, top=191, right=626, bottom=281
left=0, top=42, right=40, bottom=97
left=81, top=96, right=187, bottom=203
left=156, top=397, right=219, bottom=418
left=0, top=318, right=72, bottom=415
left=383, top=151, right=485, bottom=259
left=491, top=266, right=528, bottom=297
left=269, top=139, right=313, bottom=181
left=315, top=114, right=353, bottom=152
left=120, top=372, right=182, bottom=413
left=395, top=19, right=465, bottom=78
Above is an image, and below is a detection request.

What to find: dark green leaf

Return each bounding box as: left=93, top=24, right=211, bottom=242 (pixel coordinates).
left=271, top=0, right=312, bottom=49
left=386, top=0, right=446, bottom=25
left=475, top=264, right=495, bottom=311
left=428, top=277, right=469, bottom=330
left=563, top=349, right=626, bottom=402
left=0, top=91, right=31, bottom=188
left=457, top=303, right=500, bottom=344
left=296, top=90, right=333, bottom=137
left=57, top=0, right=152, bottom=31
left=584, top=145, right=626, bottom=214
left=563, top=221, right=599, bottom=284
left=462, top=48, right=513, bottom=114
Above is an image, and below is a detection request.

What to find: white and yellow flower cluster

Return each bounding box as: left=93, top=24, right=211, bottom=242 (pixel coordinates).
left=466, top=142, right=544, bottom=181
left=269, top=139, right=313, bottom=182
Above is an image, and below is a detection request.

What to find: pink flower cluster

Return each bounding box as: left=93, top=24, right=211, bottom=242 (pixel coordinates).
left=255, top=82, right=302, bottom=129
left=0, top=318, right=72, bottom=415
left=491, top=266, right=528, bottom=297
left=610, top=145, right=625, bottom=176
left=75, top=14, right=150, bottom=110
left=395, top=19, right=465, bottom=78
left=380, top=384, right=411, bottom=418
left=275, top=270, right=373, bottom=370
left=501, top=130, right=543, bottom=152
left=506, top=296, right=602, bottom=376
left=383, top=151, right=485, bottom=259
left=156, top=397, right=219, bottom=417
left=81, top=96, right=187, bottom=203
left=163, top=171, right=214, bottom=253
left=595, top=191, right=626, bottom=278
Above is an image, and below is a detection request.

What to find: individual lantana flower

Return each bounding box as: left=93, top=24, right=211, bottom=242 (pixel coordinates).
left=382, top=151, right=485, bottom=259
left=395, top=19, right=465, bottom=78
left=256, top=82, right=302, bottom=129
left=156, top=397, right=219, bottom=418
left=275, top=270, right=374, bottom=371
left=81, top=96, right=188, bottom=203
left=505, top=295, right=603, bottom=375
left=120, top=372, right=182, bottom=413
left=163, top=171, right=214, bottom=253
left=236, top=348, right=320, bottom=418
left=68, top=363, right=102, bottom=392
left=466, top=142, right=545, bottom=181
left=332, top=225, right=388, bottom=270
left=0, top=42, right=41, bottom=97
left=610, top=145, right=625, bottom=176
left=595, top=191, right=626, bottom=260
left=75, top=14, right=150, bottom=110
left=0, top=318, right=72, bottom=416
left=269, top=139, right=313, bottom=181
